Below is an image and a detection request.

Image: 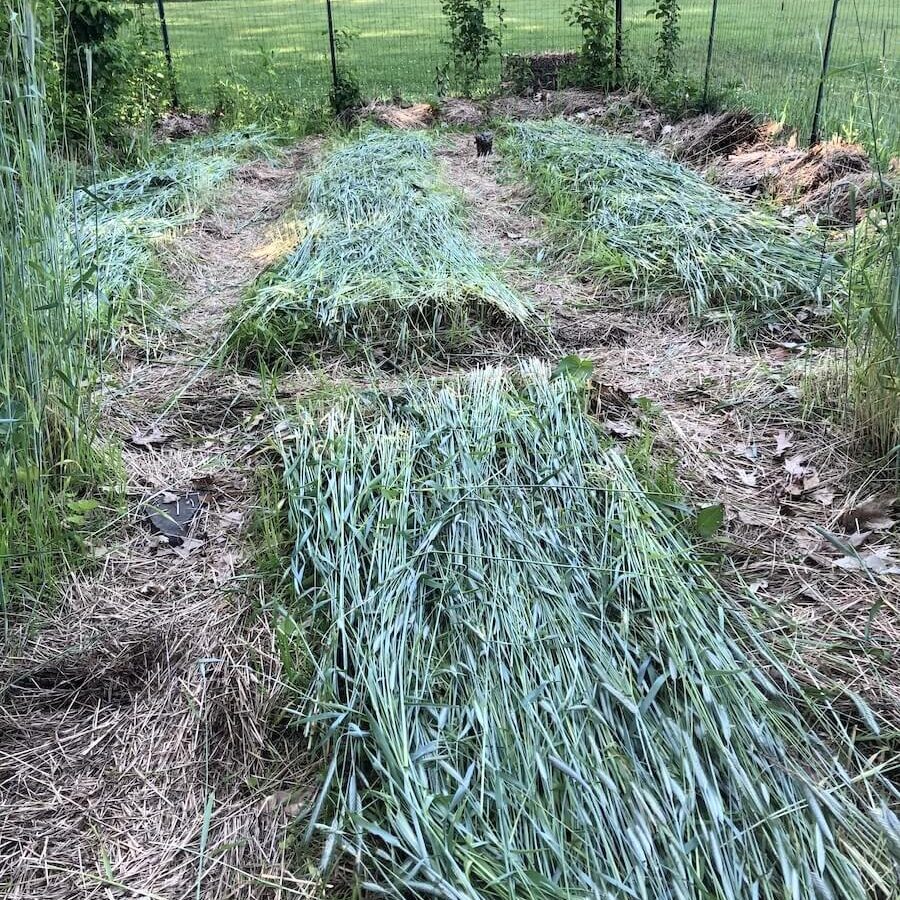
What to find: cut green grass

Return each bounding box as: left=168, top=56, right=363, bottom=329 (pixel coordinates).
left=66, top=127, right=277, bottom=346
left=502, top=118, right=841, bottom=342
left=225, top=129, right=536, bottom=366
left=274, top=360, right=898, bottom=900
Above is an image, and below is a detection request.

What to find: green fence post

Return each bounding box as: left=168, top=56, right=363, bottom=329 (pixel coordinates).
left=810, top=0, right=841, bottom=145
left=702, top=0, right=719, bottom=108
left=155, top=0, right=178, bottom=108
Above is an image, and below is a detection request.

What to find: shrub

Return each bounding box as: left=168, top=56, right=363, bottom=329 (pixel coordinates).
left=564, top=0, right=616, bottom=88
left=648, top=0, right=680, bottom=78
left=50, top=0, right=168, bottom=148
left=439, top=0, right=502, bottom=96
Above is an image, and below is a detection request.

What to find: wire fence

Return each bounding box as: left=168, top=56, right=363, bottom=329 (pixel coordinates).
left=143, top=0, right=898, bottom=147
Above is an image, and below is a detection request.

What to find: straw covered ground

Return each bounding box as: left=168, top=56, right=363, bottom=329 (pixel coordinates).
left=1, top=112, right=898, bottom=900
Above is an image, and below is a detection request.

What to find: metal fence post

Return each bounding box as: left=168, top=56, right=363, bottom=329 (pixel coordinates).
left=810, top=0, right=841, bottom=145
left=702, top=0, right=720, bottom=108
left=154, top=0, right=178, bottom=108
left=614, top=0, right=623, bottom=76
left=324, top=0, right=339, bottom=92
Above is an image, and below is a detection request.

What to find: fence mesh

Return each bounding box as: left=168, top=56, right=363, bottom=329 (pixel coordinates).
left=146, top=0, right=898, bottom=147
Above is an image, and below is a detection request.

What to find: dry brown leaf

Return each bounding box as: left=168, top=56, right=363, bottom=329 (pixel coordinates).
left=602, top=418, right=641, bottom=439
left=832, top=547, right=900, bottom=576
left=212, top=551, right=240, bottom=584
left=809, top=486, right=836, bottom=506
left=773, top=430, right=794, bottom=457
left=801, top=471, right=821, bottom=492
left=171, top=536, right=205, bottom=560
left=784, top=453, right=811, bottom=478
left=837, top=497, right=897, bottom=533
left=845, top=531, right=872, bottom=549
left=128, top=425, right=170, bottom=449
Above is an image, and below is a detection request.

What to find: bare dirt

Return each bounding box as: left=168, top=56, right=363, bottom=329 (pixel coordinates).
left=438, top=131, right=900, bottom=731
left=0, top=147, right=321, bottom=899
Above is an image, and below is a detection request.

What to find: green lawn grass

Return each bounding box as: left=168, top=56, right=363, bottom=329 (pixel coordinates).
left=160, top=0, right=897, bottom=144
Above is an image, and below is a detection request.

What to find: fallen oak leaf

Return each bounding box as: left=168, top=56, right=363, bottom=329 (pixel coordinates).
left=773, top=430, right=794, bottom=458
left=837, top=497, right=896, bottom=533
left=832, top=548, right=900, bottom=577
left=128, top=425, right=170, bottom=449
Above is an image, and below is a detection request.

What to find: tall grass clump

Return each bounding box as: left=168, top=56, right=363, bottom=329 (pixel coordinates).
left=0, top=4, right=109, bottom=610
left=275, top=360, right=898, bottom=900
left=503, top=119, right=839, bottom=341
left=842, top=207, right=899, bottom=479
left=226, top=130, right=535, bottom=366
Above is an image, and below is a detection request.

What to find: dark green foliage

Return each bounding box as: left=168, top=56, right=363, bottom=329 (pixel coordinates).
left=438, top=0, right=502, bottom=96
left=26, top=0, right=169, bottom=148
left=329, top=69, right=361, bottom=114
left=648, top=0, right=680, bottom=78
left=564, top=0, right=616, bottom=87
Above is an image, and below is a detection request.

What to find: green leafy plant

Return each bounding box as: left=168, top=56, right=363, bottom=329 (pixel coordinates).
left=648, top=0, right=680, bottom=78
left=326, top=27, right=362, bottom=114
left=438, top=0, right=502, bottom=96
left=564, top=0, right=615, bottom=88
left=33, top=0, right=168, bottom=149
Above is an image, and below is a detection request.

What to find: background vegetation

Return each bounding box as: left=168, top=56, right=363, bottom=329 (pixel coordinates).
left=153, top=0, right=897, bottom=144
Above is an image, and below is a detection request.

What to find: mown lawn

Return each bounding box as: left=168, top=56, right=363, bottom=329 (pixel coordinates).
left=160, top=0, right=897, bottom=142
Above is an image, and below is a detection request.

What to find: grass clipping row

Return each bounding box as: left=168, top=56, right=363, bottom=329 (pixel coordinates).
left=227, top=130, right=534, bottom=365
left=503, top=119, right=839, bottom=341
left=276, top=361, right=897, bottom=899
left=66, top=128, right=274, bottom=333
